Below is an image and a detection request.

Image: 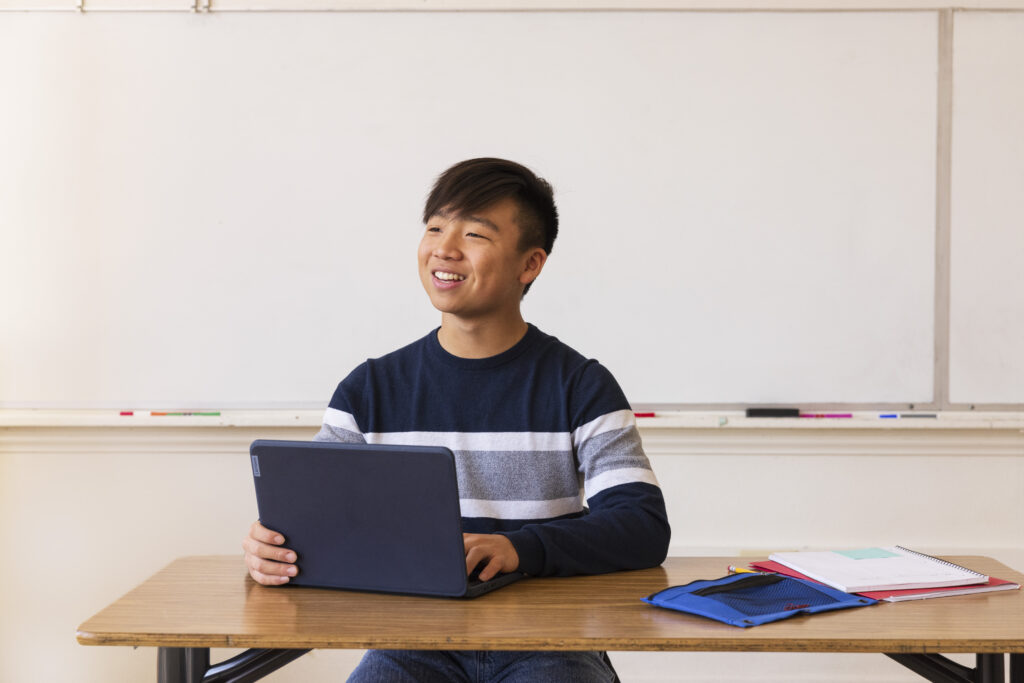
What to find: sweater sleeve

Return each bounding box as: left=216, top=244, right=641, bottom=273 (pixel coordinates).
left=313, top=366, right=369, bottom=444
left=501, top=363, right=671, bottom=576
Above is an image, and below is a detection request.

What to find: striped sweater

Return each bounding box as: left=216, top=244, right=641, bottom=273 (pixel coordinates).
left=313, top=324, right=670, bottom=577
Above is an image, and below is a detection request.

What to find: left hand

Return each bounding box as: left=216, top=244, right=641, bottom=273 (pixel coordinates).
left=463, top=533, right=520, bottom=581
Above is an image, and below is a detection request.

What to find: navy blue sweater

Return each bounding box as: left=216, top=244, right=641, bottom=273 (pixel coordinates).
left=314, top=324, right=670, bottom=577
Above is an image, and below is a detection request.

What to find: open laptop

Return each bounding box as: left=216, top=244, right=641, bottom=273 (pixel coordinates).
left=249, top=439, right=526, bottom=598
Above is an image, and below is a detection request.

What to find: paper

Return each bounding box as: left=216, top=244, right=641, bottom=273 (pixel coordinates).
left=836, top=548, right=900, bottom=560
left=768, top=546, right=988, bottom=593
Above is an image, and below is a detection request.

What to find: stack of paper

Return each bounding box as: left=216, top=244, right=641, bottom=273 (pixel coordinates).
left=752, top=546, right=1019, bottom=602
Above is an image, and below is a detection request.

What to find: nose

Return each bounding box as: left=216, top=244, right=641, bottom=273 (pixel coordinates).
left=433, top=230, right=462, bottom=260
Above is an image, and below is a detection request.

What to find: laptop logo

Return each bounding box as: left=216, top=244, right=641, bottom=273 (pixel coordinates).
left=251, top=455, right=261, bottom=477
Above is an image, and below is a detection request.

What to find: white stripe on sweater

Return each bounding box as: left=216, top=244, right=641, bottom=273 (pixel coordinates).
left=322, top=407, right=361, bottom=433
left=325, top=408, right=644, bottom=461
left=460, top=495, right=583, bottom=520
left=365, top=430, right=572, bottom=452
left=585, top=467, right=660, bottom=499
left=572, top=409, right=636, bottom=447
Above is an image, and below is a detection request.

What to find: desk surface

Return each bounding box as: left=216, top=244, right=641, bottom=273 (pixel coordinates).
left=77, top=555, right=1024, bottom=654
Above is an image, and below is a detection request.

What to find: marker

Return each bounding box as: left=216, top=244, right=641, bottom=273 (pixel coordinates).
left=150, top=411, right=221, bottom=417
left=119, top=411, right=134, bottom=416
left=900, top=413, right=937, bottom=418
left=879, top=414, right=899, bottom=419
left=634, top=412, right=656, bottom=418
left=746, top=408, right=800, bottom=418
left=799, top=413, right=853, bottom=419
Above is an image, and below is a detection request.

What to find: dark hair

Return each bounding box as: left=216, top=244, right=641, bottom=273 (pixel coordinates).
left=423, top=158, right=558, bottom=295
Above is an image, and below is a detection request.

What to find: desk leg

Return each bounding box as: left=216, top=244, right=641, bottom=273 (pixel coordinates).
left=157, top=646, right=310, bottom=683
left=158, top=647, right=209, bottom=683
left=885, top=653, right=1009, bottom=683
left=977, top=654, right=1006, bottom=683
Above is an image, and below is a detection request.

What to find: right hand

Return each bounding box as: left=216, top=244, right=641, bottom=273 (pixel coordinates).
left=242, top=520, right=298, bottom=585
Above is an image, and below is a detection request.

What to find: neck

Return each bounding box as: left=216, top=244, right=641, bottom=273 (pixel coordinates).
left=436, top=313, right=529, bottom=359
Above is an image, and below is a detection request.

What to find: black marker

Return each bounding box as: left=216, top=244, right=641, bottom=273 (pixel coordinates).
left=745, top=408, right=800, bottom=418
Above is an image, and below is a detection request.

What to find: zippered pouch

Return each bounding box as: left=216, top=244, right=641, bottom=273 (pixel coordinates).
left=643, top=573, right=876, bottom=627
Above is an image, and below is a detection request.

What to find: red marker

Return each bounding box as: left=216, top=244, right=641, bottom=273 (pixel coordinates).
left=634, top=412, right=656, bottom=418
left=120, top=411, right=134, bottom=416
left=799, top=413, right=853, bottom=418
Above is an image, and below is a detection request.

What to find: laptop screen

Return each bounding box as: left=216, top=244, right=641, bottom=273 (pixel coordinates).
left=250, top=439, right=478, bottom=597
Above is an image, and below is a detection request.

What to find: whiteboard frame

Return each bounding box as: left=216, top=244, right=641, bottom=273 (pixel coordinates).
left=4, top=2, right=1024, bottom=12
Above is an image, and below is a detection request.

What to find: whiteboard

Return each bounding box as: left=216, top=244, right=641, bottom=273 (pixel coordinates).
left=0, top=11, right=940, bottom=408
left=949, top=12, right=1024, bottom=405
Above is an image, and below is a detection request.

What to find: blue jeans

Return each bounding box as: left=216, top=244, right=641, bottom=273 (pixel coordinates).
left=346, top=649, right=618, bottom=683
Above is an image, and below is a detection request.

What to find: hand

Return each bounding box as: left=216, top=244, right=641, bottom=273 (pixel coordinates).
left=463, top=533, right=520, bottom=582
left=242, top=520, right=298, bottom=585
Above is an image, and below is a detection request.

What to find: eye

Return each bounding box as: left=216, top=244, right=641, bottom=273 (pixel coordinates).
left=466, top=232, right=489, bottom=240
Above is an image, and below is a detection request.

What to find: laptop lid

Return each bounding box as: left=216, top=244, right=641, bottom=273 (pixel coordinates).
left=249, top=439, right=522, bottom=598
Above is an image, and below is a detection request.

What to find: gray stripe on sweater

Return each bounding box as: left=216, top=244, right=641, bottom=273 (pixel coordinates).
left=576, top=426, right=651, bottom=478
left=454, top=450, right=581, bottom=501
left=313, top=422, right=652, bottom=503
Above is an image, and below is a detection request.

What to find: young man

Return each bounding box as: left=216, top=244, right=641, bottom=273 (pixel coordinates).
left=243, top=158, right=671, bottom=682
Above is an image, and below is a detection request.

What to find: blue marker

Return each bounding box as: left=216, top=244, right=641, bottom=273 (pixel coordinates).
left=879, top=414, right=899, bottom=419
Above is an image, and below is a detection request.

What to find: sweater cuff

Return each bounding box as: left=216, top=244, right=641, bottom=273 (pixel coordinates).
left=501, top=528, right=546, bottom=576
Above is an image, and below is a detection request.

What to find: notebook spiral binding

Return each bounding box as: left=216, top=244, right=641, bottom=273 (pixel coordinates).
left=894, top=546, right=986, bottom=578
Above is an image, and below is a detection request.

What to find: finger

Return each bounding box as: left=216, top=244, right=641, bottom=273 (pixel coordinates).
left=465, top=545, right=486, bottom=576
left=477, top=557, right=503, bottom=582
left=250, top=520, right=286, bottom=545
left=249, top=567, right=292, bottom=586
left=246, top=554, right=299, bottom=579
left=242, top=536, right=297, bottom=564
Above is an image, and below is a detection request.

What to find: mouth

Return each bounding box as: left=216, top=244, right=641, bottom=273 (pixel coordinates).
left=432, top=270, right=466, bottom=283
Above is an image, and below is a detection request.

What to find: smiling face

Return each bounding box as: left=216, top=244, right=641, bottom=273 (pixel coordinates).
left=418, top=197, right=547, bottom=326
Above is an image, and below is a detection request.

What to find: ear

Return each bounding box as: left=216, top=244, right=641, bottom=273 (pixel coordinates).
left=519, top=247, right=548, bottom=286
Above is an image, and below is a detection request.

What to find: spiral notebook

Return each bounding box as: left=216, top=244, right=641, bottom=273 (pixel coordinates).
left=767, top=546, right=988, bottom=593
left=750, top=559, right=1019, bottom=602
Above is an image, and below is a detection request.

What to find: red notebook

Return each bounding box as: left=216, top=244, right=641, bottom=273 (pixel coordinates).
left=749, top=560, right=1019, bottom=602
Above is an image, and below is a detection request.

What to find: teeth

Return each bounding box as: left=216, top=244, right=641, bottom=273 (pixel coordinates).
left=435, top=271, right=466, bottom=281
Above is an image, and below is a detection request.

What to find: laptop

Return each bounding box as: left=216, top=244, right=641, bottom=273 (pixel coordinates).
left=249, top=439, right=526, bottom=598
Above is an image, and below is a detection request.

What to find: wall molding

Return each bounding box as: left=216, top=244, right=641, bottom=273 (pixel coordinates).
left=640, top=427, right=1024, bottom=457
left=3, top=409, right=1022, bottom=429
left=3, top=425, right=1022, bottom=457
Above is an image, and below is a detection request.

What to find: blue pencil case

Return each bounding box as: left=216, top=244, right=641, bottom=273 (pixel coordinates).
left=643, top=572, right=876, bottom=627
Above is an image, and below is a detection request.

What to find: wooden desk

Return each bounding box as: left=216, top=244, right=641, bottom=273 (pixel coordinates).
left=78, top=555, right=1024, bottom=683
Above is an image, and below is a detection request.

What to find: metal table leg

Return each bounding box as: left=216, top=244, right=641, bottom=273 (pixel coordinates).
left=157, top=647, right=310, bottom=683
left=885, top=653, right=1008, bottom=683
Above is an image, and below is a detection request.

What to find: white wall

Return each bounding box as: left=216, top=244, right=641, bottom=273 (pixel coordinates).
left=2, top=425, right=1021, bottom=682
